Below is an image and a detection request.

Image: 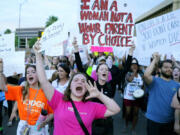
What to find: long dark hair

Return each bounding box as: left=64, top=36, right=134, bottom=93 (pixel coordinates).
left=96, top=63, right=109, bottom=73
left=130, top=58, right=141, bottom=73
left=23, top=64, right=40, bottom=100
left=63, top=72, right=89, bottom=102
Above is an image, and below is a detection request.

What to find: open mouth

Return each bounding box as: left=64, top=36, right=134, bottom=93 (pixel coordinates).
left=102, top=74, right=107, bottom=77
left=76, top=86, right=83, bottom=92
left=28, top=77, right=34, bottom=82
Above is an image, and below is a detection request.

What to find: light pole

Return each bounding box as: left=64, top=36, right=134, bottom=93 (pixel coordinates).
left=18, top=0, right=27, bottom=48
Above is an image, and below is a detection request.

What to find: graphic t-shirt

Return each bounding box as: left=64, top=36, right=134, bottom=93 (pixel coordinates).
left=124, top=73, right=143, bottom=100
left=5, top=85, right=53, bottom=125
left=48, top=90, right=107, bottom=135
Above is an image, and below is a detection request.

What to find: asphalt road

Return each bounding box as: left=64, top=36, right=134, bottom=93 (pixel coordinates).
left=2, top=91, right=147, bottom=135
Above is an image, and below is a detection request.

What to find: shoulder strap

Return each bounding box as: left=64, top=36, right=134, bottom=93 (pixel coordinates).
left=70, top=99, right=90, bottom=135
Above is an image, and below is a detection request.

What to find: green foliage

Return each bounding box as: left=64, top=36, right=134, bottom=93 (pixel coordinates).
left=4, top=29, right=12, bottom=34
left=28, top=37, right=37, bottom=48
left=15, top=35, right=18, bottom=48
left=45, top=16, right=58, bottom=27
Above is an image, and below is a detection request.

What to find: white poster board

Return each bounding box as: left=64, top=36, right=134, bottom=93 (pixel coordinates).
left=136, top=9, right=180, bottom=66
left=45, top=70, right=56, bottom=80
left=0, top=33, right=15, bottom=53
left=76, top=0, right=135, bottom=58
left=1, top=52, right=25, bottom=77
left=45, top=42, right=64, bottom=56
left=40, top=20, right=68, bottom=55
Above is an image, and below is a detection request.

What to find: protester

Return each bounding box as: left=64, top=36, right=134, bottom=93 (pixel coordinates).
left=6, top=74, right=20, bottom=127
left=0, top=88, right=5, bottom=135
left=123, top=58, right=144, bottom=135
left=51, top=63, right=70, bottom=94
left=173, top=67, right=180, bottom=83
left=90, top=55, right=112, bottom=82
left=33, top=40, right=120, bottom=135
left=171, top=66, right=180, bottom=134
left=144, top=52, right=180, bottom=135
left=72, top=38, right=134, bottom=135
left=0, top=59, right=53, bottom=135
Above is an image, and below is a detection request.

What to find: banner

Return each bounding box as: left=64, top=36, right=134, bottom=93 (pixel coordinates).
left=40, top=20, right=68, bottom=55
left=77, top=0, right=135, bottom=50
left=136, top=9, right=180, bottom=66
left=1, top=52, right=25, bottom=77
left=0, top=33, right=15, bottom=53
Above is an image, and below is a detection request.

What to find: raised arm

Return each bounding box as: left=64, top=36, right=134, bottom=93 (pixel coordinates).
left=171, top=55, right=180, bottom=69
left=171, top=89, right=180, bottom=109
left=72, top=37, right=85, bottom=73
left=0, top=58, right=7, bottom=91
left=123, top=45, right=135, bottom=73
left=33, top=41, right=54, bottom=101
left=144, top=52, right=160, bottom=85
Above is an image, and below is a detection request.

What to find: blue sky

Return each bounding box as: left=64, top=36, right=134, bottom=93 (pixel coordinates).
left=0, top=0, right=164, bottom=34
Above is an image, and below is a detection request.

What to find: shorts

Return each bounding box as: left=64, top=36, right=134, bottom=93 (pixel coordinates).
left=123, top=99, right=140, bottom=107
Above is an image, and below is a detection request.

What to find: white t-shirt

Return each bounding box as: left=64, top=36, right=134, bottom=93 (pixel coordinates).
left=52, top=79, right=69, bottom=94
left=124, top=73, right=143, bottom=100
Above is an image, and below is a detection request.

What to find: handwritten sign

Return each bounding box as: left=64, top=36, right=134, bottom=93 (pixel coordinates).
left=0, top=33, right=15, bottom=53
left=1, top=52, right=25, bottom=77
left=78, top=0, right=135, bottom=48
left=45, top=42, right=64, bottom=56
left=40, top=20, right=68, bottom=54
left=136, top=9, right=180, bottom=66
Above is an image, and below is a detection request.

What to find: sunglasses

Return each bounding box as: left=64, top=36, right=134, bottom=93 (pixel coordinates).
left=59, top=60, right=67, bottom=63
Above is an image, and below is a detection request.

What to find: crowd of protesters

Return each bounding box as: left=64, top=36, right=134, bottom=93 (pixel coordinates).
left=0, top=37, right=179, bottom=135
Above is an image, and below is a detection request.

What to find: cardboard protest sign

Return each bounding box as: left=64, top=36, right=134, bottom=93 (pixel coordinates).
left=77, top=0, right=135, bottom=50
left=136, top=9, right=180, bottom=66
left=45, top=42, right=64, bottom=56
left=40, top=20, right=68, bottom=55
left=0, top=33, right=15, bottom=53
left=1, top=52, right=25, bottom=77
left=45, top=70, right=56, bottom=80
left=79, top=45, right=89, bottom=65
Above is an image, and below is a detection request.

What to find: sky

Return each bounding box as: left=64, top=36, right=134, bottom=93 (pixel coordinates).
left=0, top=0, right=165, bottom=34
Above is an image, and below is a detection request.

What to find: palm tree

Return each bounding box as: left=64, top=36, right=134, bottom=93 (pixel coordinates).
left=45, top=16, right=58, bottom=27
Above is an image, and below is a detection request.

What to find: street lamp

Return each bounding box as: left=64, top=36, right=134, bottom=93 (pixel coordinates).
left=18, top=0, right=27, bottom=48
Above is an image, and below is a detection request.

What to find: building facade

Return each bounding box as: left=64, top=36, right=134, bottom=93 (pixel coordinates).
left=16, top=27, right=44, bottom=49
left=135, top=0, right=180, bottom=24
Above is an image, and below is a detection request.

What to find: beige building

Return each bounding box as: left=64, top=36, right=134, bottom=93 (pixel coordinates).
left=135, top=0, right=180, bottom=24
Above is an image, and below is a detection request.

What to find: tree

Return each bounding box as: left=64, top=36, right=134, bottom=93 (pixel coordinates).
left=45, top=16, right=58, bottom=27
left=4, top=29, right=12, bottom=34
left=15, top=35, right=18, bottom=48
left=28, top=37, right=37, bottom=48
